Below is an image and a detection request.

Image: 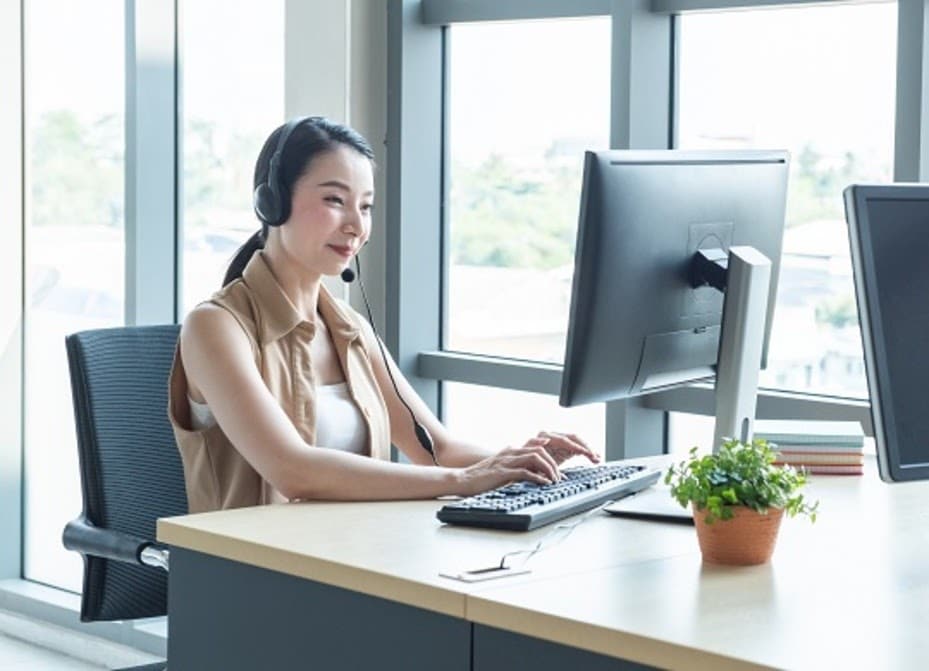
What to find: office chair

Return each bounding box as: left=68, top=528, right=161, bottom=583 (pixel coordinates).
left=62, top=324, right=187, bottom=671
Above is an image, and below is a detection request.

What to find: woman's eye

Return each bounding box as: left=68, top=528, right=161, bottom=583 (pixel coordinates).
left=362, top=203, right=374, bottom=213
left=325, top=195, right=344, bottom=206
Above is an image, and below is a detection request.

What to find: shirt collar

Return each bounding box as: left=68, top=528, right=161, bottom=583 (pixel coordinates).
left=241, top=251, right=360, bottom=345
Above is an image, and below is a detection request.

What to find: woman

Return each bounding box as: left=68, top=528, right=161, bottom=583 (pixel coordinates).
left=169, top=116, right=596, bottom=513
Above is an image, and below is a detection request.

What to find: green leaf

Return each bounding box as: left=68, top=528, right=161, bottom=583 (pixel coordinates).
left=665, top=438, right=819, bottom=524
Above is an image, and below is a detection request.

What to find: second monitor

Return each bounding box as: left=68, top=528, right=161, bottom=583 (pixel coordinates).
left=560, top=149, right=789, bottom=450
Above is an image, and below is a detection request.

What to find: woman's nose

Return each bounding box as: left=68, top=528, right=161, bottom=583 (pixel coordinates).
left=343, top=208, right=367, bottom=234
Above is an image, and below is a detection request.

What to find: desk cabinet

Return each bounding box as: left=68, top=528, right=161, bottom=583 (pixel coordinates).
left=168, top=548, right=659, bottom=670
left=168, top=548, right=471, bottom=670
left=473, top=625, right=655, bottom=671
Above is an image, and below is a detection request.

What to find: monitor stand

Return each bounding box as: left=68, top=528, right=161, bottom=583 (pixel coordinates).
left=606, top=246, right=772, bottom=524
left=711, top=245, right=772, bottom=452
left=604, top=486, right=694, bottom=524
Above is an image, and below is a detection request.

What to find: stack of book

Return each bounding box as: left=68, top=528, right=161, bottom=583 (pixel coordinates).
left=753, top=420, right=865, bottom=475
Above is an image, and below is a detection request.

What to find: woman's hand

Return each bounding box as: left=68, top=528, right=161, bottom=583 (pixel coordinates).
left=457, top=443, right=561, bottom=496
left=525, top=431, right=600, bottom=466
left=455, top=432, right=599, bottom=496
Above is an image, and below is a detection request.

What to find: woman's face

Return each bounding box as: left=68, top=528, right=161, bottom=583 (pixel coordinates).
left=277, top=144, right=374, bottom=278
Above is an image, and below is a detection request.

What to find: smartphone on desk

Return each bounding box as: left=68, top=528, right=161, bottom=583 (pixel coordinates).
left=604, top=486, right=694, bottom=524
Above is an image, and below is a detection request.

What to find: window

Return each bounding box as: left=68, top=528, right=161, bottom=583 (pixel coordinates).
left=180, top=0, right=284, bottom=314
left=23, top=0, right=125, bottom=591
left=445, top=18, right=611, bottom=364
left=403, top=2, right=892, bottom=460
left=444, top=383, right=605, bottom=463
left=677, top=2, right=897, bottom=399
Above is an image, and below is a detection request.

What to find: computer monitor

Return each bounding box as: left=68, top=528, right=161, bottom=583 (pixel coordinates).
left=844, top=184, right=929, bottom=483
left=560, top=149, right=789, bottom=451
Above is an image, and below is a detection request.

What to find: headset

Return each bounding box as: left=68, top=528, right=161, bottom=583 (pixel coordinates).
left=253, top=116, right=319, bottom=227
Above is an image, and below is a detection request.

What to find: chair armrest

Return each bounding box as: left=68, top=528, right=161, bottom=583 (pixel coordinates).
left=62, top=516, right=163, bottom=569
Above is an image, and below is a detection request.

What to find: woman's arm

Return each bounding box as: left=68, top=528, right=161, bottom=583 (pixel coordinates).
left=180, top=305, right=561, bottom=500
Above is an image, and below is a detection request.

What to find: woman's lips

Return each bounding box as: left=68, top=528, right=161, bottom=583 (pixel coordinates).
left=329, top=245, right=354, bottom=258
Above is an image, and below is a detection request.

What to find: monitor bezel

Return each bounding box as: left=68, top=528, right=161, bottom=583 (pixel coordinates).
left=845, top=183, right=929, bottom=482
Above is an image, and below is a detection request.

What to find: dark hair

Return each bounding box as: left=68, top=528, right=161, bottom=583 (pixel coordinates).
left=222, top=117, right=375, bottom=286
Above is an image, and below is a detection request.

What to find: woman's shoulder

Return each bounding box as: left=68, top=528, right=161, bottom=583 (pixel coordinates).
left=182, top=291, right=260, bottom=357
left=210, top=277, right=256, bottom=313
left=182, top=302, right=241, bottom=344
left=200, top=280, right=262, bottom=333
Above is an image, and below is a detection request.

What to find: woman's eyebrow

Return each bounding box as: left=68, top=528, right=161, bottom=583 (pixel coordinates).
left=317, top=179, right=374, bottom=197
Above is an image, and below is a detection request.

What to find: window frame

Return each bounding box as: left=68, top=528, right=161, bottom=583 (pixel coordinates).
left=388, top=0, right=921, bottom=458
left=0, top=0, right=24, bottom=582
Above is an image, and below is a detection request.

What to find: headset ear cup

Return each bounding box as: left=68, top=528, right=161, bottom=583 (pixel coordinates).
left=274, top=183, right=291, bottom=225
left=254, top=116, right=310, bottom=227
left=253, top=182, right=281, bottom=226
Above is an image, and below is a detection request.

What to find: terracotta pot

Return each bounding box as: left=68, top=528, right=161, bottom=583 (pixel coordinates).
left=692, top=505, right=784, bottom=565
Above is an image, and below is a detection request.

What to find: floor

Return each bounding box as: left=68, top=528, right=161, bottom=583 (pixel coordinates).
left=0, top=631, right=104, bottom=670
left=0, top=609, right=161, bottom=670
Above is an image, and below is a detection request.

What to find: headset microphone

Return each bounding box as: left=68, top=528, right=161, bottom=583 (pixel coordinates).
left=346, top=255, right=438, bottom=465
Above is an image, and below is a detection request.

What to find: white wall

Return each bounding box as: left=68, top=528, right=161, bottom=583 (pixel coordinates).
left=284, top=0, right=389, bottom=321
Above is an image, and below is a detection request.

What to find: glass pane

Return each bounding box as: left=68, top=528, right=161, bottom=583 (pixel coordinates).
left=677, top=2, right=896, bottom=398
left=446, top=18, right=611, bottom=363
left=23, top=0, right=125, bottom=590
left=443, top=383, right=605, bottom=466
left=668, top=413, right=715, bottom=457
left=668, top=412, right=877, bottom=457
left=180, top=0, right=284, bottom=314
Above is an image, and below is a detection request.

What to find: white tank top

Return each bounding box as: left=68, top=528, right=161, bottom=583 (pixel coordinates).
left=188, top=382, right=368, bottom=455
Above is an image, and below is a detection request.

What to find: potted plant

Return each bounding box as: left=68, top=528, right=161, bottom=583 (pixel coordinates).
left=665, top=438, right=818, bottom=565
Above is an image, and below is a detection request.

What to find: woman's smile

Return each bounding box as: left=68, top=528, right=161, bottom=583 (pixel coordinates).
left=328, top=244, right=355, bottom=259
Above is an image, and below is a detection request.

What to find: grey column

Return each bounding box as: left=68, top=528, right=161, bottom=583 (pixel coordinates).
left=386, top=0, right=443, bottom=423
left=611, top=0, right=674, bottom=150
left=606, top=1, right=674, bottom=457
left=895, top=0, right=929, bottom=181
left=125, top=0, right=177, bottom=325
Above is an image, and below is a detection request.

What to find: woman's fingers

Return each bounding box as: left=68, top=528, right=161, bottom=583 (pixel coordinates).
left=476, top=432, right=599, bottom=492
left=514, top=441, right=562, bottom=480
left=503, top=449, right=559, bottom=482
left=536, top=431, right=599, bottom=463
left=513, top=467, right=551, bottom=485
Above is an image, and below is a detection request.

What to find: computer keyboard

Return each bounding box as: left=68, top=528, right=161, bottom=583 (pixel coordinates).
left=436, top=461, right=661, bottom=531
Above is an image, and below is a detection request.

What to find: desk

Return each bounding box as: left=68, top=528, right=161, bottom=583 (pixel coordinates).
left=157, top=456, right=929, bottom=670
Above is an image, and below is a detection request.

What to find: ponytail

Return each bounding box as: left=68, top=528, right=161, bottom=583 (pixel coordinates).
left=223, top=229, right=265, bottom=287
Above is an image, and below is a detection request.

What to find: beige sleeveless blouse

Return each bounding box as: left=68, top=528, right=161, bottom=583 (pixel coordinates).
left=168, top=251, right=391, bottom=513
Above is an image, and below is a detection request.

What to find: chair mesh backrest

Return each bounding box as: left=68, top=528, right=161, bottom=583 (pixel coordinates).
left=66, top=324, right=187, bottom=621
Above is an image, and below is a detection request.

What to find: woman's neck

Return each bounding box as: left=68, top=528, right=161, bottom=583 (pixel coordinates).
left=260, top=240, right=322, bottom=322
